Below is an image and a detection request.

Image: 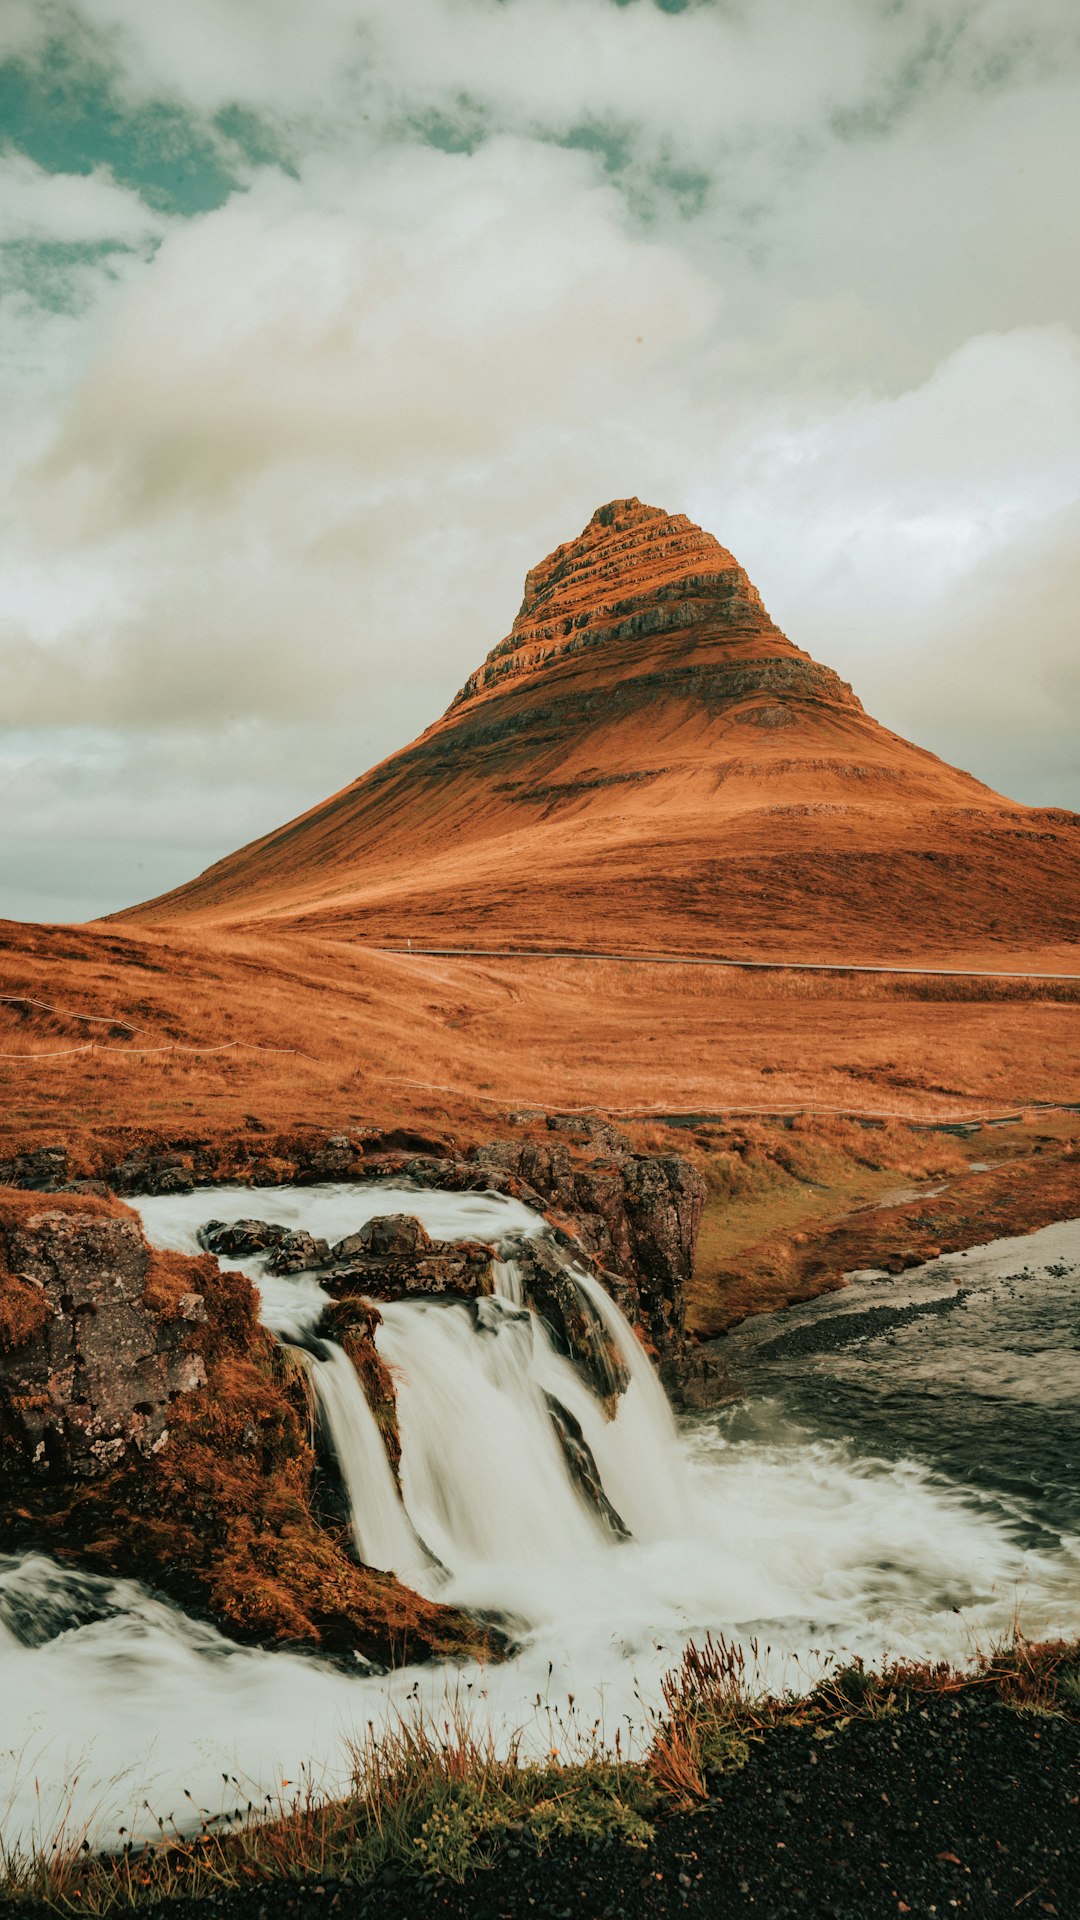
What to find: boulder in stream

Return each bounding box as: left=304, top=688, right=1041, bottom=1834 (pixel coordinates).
left=323, top=1214, right=495, bottom=1301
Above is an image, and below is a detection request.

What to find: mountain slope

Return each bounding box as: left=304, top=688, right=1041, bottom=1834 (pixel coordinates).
left=121, top=499, right=1080, bottom=963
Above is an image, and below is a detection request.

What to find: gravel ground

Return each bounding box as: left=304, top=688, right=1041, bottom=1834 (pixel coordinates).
left=7, top=1694, right=1076, bottom=1920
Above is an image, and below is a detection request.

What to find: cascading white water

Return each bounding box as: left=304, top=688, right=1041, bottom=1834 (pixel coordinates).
left=4, top=1185, right=1080, bottom=1855
left=376, top=1298, right=611, bottom=1575
left=297, top=1342, right=427, bottom=1580
left=488, top=1253, right=691, bottom=1542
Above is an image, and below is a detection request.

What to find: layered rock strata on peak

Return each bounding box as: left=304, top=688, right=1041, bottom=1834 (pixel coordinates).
left=450, top=497, right=809, bottom=708
left=121, top=495, right=1080, bottom=960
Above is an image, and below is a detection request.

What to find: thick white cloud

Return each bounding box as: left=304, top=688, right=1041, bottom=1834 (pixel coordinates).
left=54, top=144, right=714, bottom=501
left=0, top=154, right=164, bottom=245
left=2, top=1, right=1079, bottom=918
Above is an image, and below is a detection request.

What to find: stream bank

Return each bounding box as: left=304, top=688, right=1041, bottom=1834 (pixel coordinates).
left=4, top=1665, right=1078, bottom=1919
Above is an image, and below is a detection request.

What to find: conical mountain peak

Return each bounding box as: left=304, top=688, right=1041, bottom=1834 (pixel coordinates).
left=120, top=498, right=1080, bottom=966
left=450, top=498, right=784, bottom=710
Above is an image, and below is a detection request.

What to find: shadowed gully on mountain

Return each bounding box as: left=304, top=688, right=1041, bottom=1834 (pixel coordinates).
left=122, top=499, right=1080, bottom=965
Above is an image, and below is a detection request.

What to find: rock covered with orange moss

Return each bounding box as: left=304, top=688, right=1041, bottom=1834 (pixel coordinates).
left=0, top=1188, right=495, bottom=1666
left=0, top=1190, right=208, bottom=1476
left=321, top=1296, right=403, bottom=1474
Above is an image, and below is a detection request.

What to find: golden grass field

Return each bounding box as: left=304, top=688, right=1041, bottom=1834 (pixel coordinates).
left=3, top=918, right=1079, bottom=1165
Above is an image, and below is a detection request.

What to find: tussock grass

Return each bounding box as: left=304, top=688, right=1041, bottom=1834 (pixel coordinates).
left=646, top=1631, right=1080, bottom=1807
left=4, top=1635, right=1078, bottom=1912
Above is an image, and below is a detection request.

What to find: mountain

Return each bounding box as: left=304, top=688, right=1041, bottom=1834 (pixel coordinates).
left=122, top=499, right=1080, bottom=963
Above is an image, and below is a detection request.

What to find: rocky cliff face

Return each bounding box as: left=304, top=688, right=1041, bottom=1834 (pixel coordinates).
left=121, top=496, right=1080, bottom=963
left=465, top=1117, right=706, bottom=1360
left=451, top=498, right=797, bottom=707
left=0, top=1197, right=207, bottom=1477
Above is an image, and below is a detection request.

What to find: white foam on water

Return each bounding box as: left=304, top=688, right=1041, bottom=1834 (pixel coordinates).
left=3, top=1187, right=1079, bottom=1854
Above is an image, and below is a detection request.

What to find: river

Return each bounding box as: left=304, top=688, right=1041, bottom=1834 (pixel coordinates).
left=2, top=1188, right=1077, bottom=1855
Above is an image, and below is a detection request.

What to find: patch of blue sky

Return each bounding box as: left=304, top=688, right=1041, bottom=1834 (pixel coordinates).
left=0, top=36, right=289, bottom=219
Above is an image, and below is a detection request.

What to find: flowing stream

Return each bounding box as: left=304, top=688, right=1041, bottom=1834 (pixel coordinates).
left=3, top=1183, right=1079, bottom=1854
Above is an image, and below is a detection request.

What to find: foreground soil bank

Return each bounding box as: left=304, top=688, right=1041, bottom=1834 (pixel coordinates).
left=5, top=1689, right=1077, bottom=1919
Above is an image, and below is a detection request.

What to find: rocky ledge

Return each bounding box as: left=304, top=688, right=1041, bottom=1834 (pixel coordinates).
left=0, top=1114, right=728, bottom=1404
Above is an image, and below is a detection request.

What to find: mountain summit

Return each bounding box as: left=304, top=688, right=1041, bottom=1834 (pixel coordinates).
left=123, top=500, right=1080, bottom=962
left=452, top=497, right=800, bottom=706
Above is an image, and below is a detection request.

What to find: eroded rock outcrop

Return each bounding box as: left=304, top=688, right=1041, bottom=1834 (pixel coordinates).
left=318, top=1296, right=402, bottom=1474
left=450, top=499, right=806, bottom=709
left=497, top=1231, right=629, bottom=1406
left=468, top=1119, right=706, bottom=1367
left=0, top=1192, right=208, bottom=1476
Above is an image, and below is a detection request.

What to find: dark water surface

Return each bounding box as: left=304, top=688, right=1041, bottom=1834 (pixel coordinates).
left=716, top=1217, right=1080, bottom=1552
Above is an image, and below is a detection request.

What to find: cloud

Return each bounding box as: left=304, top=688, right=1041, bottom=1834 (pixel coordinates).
left=2, top=0, right=1079, bottom=918
left=51, top=142, right=715, bottom=506
left=0, top=152, right=165, bottom=244
left=0, top=137, right=720, bottom=801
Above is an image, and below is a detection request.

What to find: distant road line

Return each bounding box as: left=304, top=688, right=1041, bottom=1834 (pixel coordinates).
left=375, top=945, right=1080, bottom=983
left=387, top=1077, right=1080, bottom=1127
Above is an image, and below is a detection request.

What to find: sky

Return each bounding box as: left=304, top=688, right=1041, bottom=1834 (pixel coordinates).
left=2, top=0, right=1079, bottom=922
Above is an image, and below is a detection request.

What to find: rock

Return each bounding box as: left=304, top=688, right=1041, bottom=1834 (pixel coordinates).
left=323, top=1233, right=494, bottom=1303
left=336, top=1214, right=433, bottom=1259
left=545, top=1394, right=627, bottom=1537
left=452, top=499, right=784, bottom=709
left=319, top=1297, right=401, bottom=1473
left=0, top=1146, right=68, bottom=1192
left=471, top=1137, right=578, bottom=1210
left=616, top=1153, right=707, bottom=1351
left=266, top=1229, right=332, bottom=1274
left=666, top=1343, right=741, bottom=1412
left=197, top=1218, right=290, bottom=1258
left=295, top=1135, right=358, bottom=1181
left=545, top=1116, right=634, bottom=1160
left=111, top=1151, right=195, bottom=1196
left=499, top=1233, right=629, bottom=1405
left=0, top=1195, right=207, bottom=1477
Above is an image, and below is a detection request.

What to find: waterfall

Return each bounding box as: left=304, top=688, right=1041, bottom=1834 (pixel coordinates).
left=203, top=1201, right=696, bottom=1594
left=489, top=1249, right=692, bottom=1539
left=568, top=1265, right=694, bottom=1537
left=358, top=1251, right=695, bottom=1589
left=374, top=1298, right=613, bottom=1573
left=290, top=1238, right=696, bottom=1594
left=299, top=1341, right=429, bottom=1581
